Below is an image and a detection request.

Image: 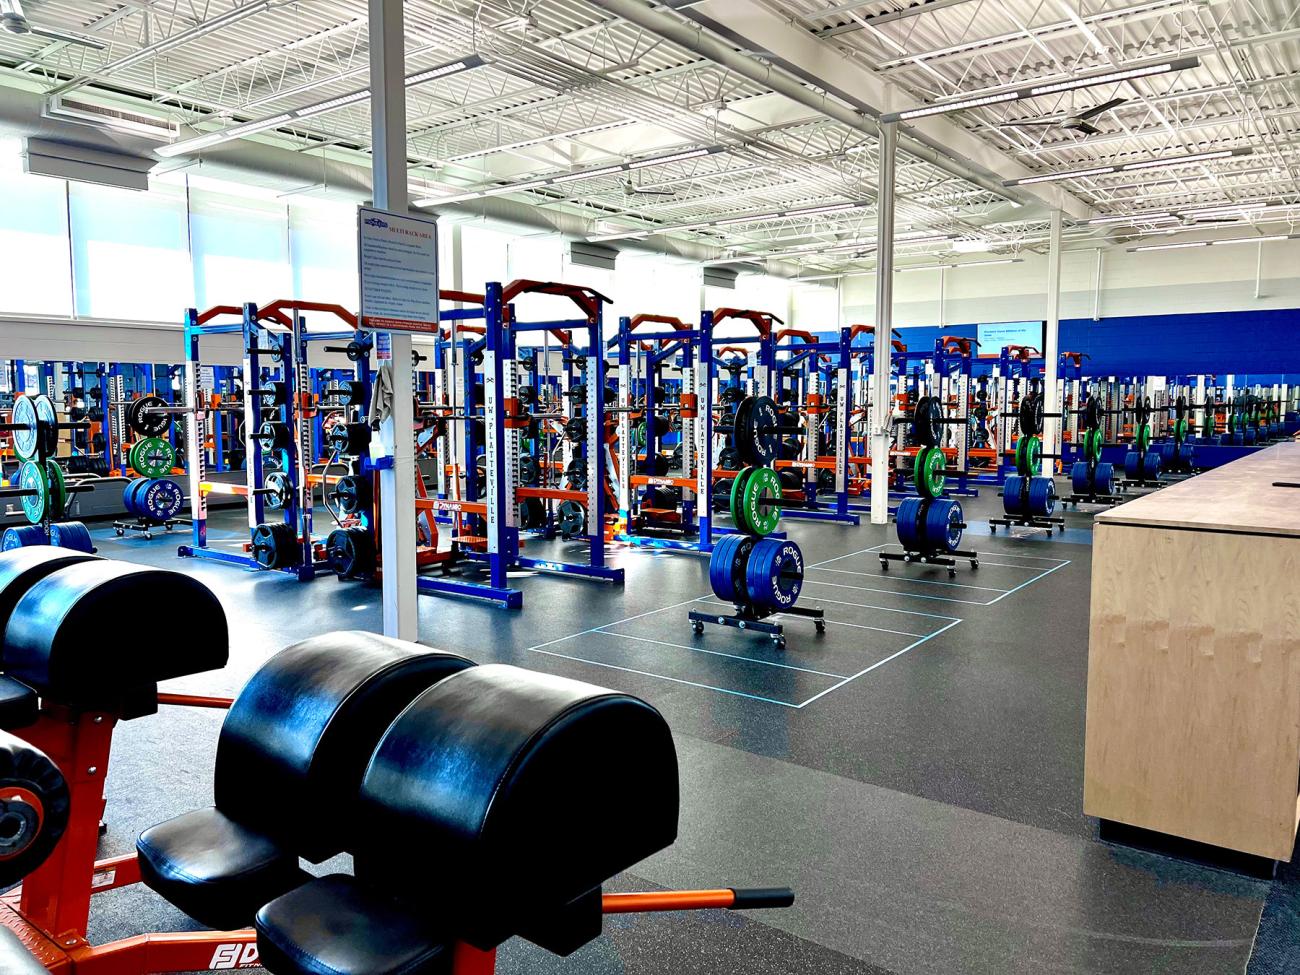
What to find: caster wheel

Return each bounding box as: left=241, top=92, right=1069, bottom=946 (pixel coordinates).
left=990, top=525, right=997, bottom=534
left=948, top=569, right=956, bottom=579
left=879, top=559, right=888, bottom=570
left=774, top=637, right=786, bottom=650
left=971, top=560, right=979, bottom=570
left=815, top=621, right=826, bottom=635
left=115, top=529, right=123, bottom=537
left=692, top=622, right=704, bottom=635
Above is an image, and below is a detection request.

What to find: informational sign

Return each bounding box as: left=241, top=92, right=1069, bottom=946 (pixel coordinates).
left=357, top=206, right=440, bottom=333
left=375, top=332, right=392, bottom=361
left=977, top=320, right=1045, bottom=357
left=200, top=365, right=215, bottom=389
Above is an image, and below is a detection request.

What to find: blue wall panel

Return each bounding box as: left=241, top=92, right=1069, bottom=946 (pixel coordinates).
left=874, top=308, right=1300, bottom=379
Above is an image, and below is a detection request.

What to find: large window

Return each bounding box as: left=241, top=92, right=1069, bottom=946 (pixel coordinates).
left=191, top=189, right=289, bottom=310
left=0, top=170, right=73, bottom=317
left=69, top=181, right=190, bottom=321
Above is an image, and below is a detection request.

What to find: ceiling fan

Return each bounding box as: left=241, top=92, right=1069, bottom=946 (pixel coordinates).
left=621, top=176, right=675, bottom=197
left=0, top=0, right=104, bottom=49
left=1000, top=96, right=1127, bottom=137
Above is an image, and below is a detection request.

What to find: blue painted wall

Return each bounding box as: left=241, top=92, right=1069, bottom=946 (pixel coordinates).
left=844, top=307, right=1300, bottom=380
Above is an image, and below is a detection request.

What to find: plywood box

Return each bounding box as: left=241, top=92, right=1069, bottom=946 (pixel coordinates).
left=1084, top=441, right=1300, bottom=860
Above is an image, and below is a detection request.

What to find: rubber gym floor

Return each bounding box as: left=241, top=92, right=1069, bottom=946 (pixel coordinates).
left=63, top=493, right=1299, bottom=975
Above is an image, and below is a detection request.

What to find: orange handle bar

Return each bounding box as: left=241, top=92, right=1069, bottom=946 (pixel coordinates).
left=601, top=888, right=794, bottom=914
left=157, top=693, right=234, bottom=709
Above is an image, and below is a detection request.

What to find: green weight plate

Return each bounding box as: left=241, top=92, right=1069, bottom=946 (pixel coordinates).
left=633, top=422, right=647, bottom=447
left=914, top=446, right=946, bottom=499
left=738, top=466, right=782, bottom=537
left=1015, top=435, right=1040, bottom=476
left=10, top=395, right=38, bottom=460
left=1136, top=424, right=1151, bottom=454
left=45, top=460, right=66, bottom=520
left=130, top=436, right=176, bottom=477
left=729, top=466, right=755, bottom=533
left=17, top=460, right=47, bottom=525
left=33, top=396, right=58, bottom=460
left=1085, top=428, right=1104, bottom=462
left=1174, top=418, right=1188, bottom=444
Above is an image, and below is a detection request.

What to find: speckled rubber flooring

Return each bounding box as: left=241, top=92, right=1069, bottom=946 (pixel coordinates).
left=37, top=486, right=1295, bottom=975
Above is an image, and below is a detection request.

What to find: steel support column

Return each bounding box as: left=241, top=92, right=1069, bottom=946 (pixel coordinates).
left=1042, top=209, right=1062, bottom=479
left=870, top=121, right=897, bottom=526
left=369, top=0, right=417, bottom=640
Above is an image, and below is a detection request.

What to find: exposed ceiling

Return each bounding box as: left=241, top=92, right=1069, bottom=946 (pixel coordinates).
left=0, top=0, right=1296, bottom=279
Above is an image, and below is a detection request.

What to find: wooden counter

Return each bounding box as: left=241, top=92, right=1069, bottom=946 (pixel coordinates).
left=1084, top=441, right=1300, bottom=861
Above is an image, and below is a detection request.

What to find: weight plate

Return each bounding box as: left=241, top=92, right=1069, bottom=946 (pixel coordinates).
left=1094, top=462, right=1114, bottom=495
left=557, top=500, right=586, bottom=536
left=264, top=471, right=291, bottom=510
left=1175, top=395, right=1187, bottom=420
left=732, top=397, right=755, bottom=465
left=728, top=467, right=755, bottom=533
left=911, top=396, right=943, bottom=447
left=17, top=460, right=48, bottom=525
left=49, top=521, right=93, bottom=553
left=748, top=396, right=781, bottom=466
left=130, top=436, right=176, bottom=477
left=1070, top=461, right=1090, bottom=495
left=1018, top=393, right=1045, bottom=437
left=708, top=534, right=754, bottom=604
left=1015, top=435, right=1041, bottom=477
left=924, top=498, right=963, bottom=553
left=140, top=479, right=184, bottom=520
left=1003, top=474, right=1027, bottom=516
left=737, top=466, right=782, bottom=537
left=717, top=447, right=741, bottom=472
left=1083, top=395, right=1102, bottom=431
left=1136, top=424, right=1151, bottom=454
left=745, top=538, right=804, bottom=611
left=2, top=525, right=46, bottom=550
left=33, top=396, right=58, bottom=460
left=45, top=461, right=66, bottom=520
left=895, top=496, right=925, bottom=552
left=10, top=395, right=38, bottom=460
left=127, top=394, right=170, bottom=437
left=914, top=446, right=945, bottom=500
left=1027, top=476, right=1056, bottom=518
left=518, top=496, right=546, bottom=530
left=327, top=527, right=375, bottom=578
left=1123, top=451, right=1141, bottom=480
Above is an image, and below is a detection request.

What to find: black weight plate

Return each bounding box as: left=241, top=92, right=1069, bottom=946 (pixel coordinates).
left=1018, top=394, right=1044, bottom=437
left=748, top=396, right=781, bottom=466
left=911, top=396, right=943, bottom=447
left=1083, top=395, right=1102, bottom=431
left=33, top=396, right=58, bottom=460
left=128, top=395, right=170, bottom=437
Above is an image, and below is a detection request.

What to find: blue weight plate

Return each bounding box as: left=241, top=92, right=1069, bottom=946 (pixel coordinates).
left=1028, top=476, right=1056, bottom=517
left=1070, top=462, right=1090, bottom=495
left=123, top=477, right=148, bottom=517
left=895, top=497, right=924, bottom=552
left=10, top=395, right=38, bottom=460
left=1123, top=452, right=1140, bottom=480
left=49, top=521, right=93, bottom=553
left=924, top=498, right=963, bottom=553
left=708, top=534, right=741, bottom=601
left=1002, top=475, right=1025, bottom=515
left=1160, top=442, right=1177, bottom=464
left=1094, top=462, right=1114, bottom=495
left=141, top=479, right=184, bottom=520
left=2, top=525, right=46, bottom=550
left=745, top=537, right=803, bottom=611
left=1143, top=450, right=1162, bottom=479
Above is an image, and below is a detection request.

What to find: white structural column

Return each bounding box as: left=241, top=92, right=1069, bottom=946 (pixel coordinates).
left=369, top=0, right=417, bottom=640
left=870, top=122, right=897, bottom=526
left=1042, top=209, right=1062, bottom=479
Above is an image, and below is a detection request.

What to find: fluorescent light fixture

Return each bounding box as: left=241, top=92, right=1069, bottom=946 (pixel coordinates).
left=158, top=55, right=484, bottom=158
left=1086, top=211, right=1175, bottom=224
left=789, top=202, right=860, bottom=216
left=896, top=258, right=1021, bottom=271
left=1128, top=240, right=1210, bottom=251
left=552, top=165, right=623, bottom=183
left=1121, top=149, right=1236, bottom=170
left=1209, top=234, right=1292, bottom=245
left=1028, top=58, right=1196, bottom=96
left=883, top=56, right=1198, bottom=124
left=893, top=92, right=1018, bottom=122
left=627, top=147, right=709, bottom=168
left=1015, top=166, right=1116, bottom=185
left=1176, top=201, right=1268, bottom=218
left=1005, top=147, right=1251, bottom=186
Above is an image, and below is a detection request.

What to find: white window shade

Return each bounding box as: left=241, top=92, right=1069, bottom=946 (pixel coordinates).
left=0, top=171, right=73, bottom=317
left=191, top=189, right=290, bottom=311
left=290, top=202, right=358, bottom=314
left=70, top=180, right=190, bottom=321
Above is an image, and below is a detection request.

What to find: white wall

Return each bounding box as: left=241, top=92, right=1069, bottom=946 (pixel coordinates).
left=840, top=236, right=1300, bottom=328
